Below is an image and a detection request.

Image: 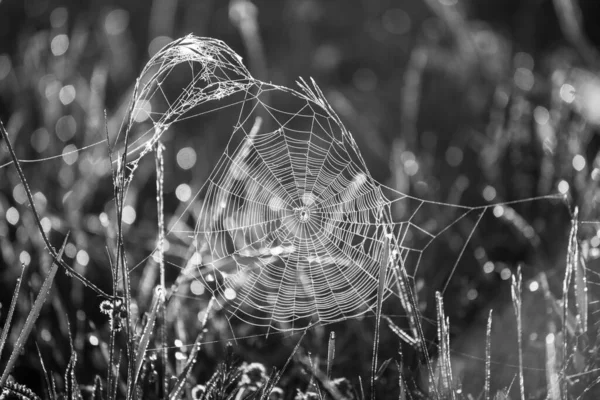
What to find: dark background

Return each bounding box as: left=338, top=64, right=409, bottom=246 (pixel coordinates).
left=1, top=0, right=600, bottom=398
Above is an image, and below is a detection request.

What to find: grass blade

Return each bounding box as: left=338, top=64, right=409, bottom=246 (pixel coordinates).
left=485, top=309, right=493, bottom=400
left=133, top=286, right=164, bottom=388
left=168, top=297, right=215, bottom=400
left=0, top=263, right=26, bottom=359
left=435, top=292, right=454, bottom=399
left=0, top=234, right=68, bottom=387
left=370, top=230, right=390, bottom=399
left=326, top=331, right=335, bottom=380
left=510, top=266, right=524, bottom=400
left=154, top=141, right=168, bottom=398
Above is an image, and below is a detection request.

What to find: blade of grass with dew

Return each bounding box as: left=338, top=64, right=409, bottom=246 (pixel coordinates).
left=154, top=141, right=168, bottom=398
left=114, top=153, right=135, bottom=400
left=545, top=327, right=560, bottom=400
left=326, top=331, right=335, bottom=380
left=435, top=292, right=454, bottom=399
left=569, top=208, right=587, bottom=333
left=370, top=229, right=390, bottom=399
left=383, top=315, right=418, bottom=348
left=393, top=265, right=438, bottom=398
left=0, top=234, right=68, bottom=387
left=510, top=266, right=524, bottom=400
left=169, top=297, right=216, bottom=400
left=295, top=353, right=343, bottom=400
left=133, top=286, right=164, bottom=389
left=0, top=263, right=26, bottom=359
left=485, top=309, right=493, bottom=400
left=35, top=344, right=53, bottom=400
left=561, top=211, right=577, bottom=397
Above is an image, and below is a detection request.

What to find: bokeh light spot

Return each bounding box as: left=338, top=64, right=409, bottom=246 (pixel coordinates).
left=6, top=207, right=19, bottom=225
left=62, top=144, right=79, bottom=165
left=19, top=251, right=31, bottom=266
left=353, top=68, right=377, bottom=91
left=382, top=8, right=411, bottom=35
left=445, top=146, right=463, bottom=167
left=560, top=83, right=576, bottom=103
left=558, top=180, right=569, bottom=194
left=572, top=154, right=586, bottom=171
left=76, top=250, right=90, bottom=266
left=105, top=9, right=129, bottom=35
left=122, top=205, right=137, bottom=225
left=176, top=147, right=197, bottom=170
left=175, top=183, right=192, bottom=202
left=148, top=36, right=173, bottom=57
left=191, top=280, right=205, bottom=295
left=0, top=54, right=12, bottom=81
left=483, top=261, right=494, bottom=274
left=59, top=84, right=76, bottom=105
left=482, top=185, right=496, bottom=201
left=56, top=115, right=77, bottom=142
left=51, top=34, right=69, bottom=56
left=133, top=100, right=152, bottom=123
left=13, top=184, right=27, bottom=204
left=31, top=128, right=50, bottom=153
left=224, top=288, right=237, bottom=300
left=50, top=7, right=68, bottom=28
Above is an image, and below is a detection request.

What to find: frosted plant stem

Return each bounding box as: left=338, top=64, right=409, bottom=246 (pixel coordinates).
left=155, top=141, right=168, bottom=398
left=485, top=310, right=493, bottom=400
left=371, top=232, right=390, bottom=399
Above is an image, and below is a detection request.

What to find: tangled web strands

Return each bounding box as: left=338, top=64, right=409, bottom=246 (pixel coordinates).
left=126, top=35, right=471, bottom=330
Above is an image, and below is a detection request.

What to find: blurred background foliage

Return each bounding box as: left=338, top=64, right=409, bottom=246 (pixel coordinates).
left=2, top=0, right=600, bottom=398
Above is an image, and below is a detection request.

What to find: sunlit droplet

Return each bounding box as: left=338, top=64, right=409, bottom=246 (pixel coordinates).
left=6, top=207, right=19, bottom=225
left=466, top=288, right=478, bottom=300
left=76, top=250, right=90, bottom=266
left=55, top=115, right=77, bottom=142
left=572, top=154, right=586, bottom=171
left=493, top=205, right=504, bottom=218
left=133, top=100, right=152, bottom=123
left=482, top=185, right=496, bottom=201
left=190, top=280, right=205, bottom=295
left=560, top=84, right=576, bottom=103
left=19, top=251, right=31, bottom=266
left=62, top=144, right=78, bottom=165
left=122, top=205, right=136, bottom=225
left=175, top=183, right=192, bottom=202
left=59, top=84, right=76, bottom=105
left=176, top=147, right=197, bottom=170
left=224, top=288, right=237, bottom=300
left=99, top=212, right=109, bottom=227
left=528, top=281, right=539, bottom=292
left=41, top=217, right=52, bottom=233
left=51, top=34, right=69, bottom=56
left=12, top=184, right=27, bottom=204
left=558, top=180, right=569, bottom=194
left=65, top=243, right=77, bottom=258
left=89, top=335, right=99, bottom=346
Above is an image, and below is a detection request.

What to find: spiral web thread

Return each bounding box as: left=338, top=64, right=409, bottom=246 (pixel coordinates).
left=122, top=35, right=556, bottom=332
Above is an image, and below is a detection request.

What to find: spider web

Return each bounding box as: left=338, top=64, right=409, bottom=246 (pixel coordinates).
left=117, top=35, right=557, bottom=332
